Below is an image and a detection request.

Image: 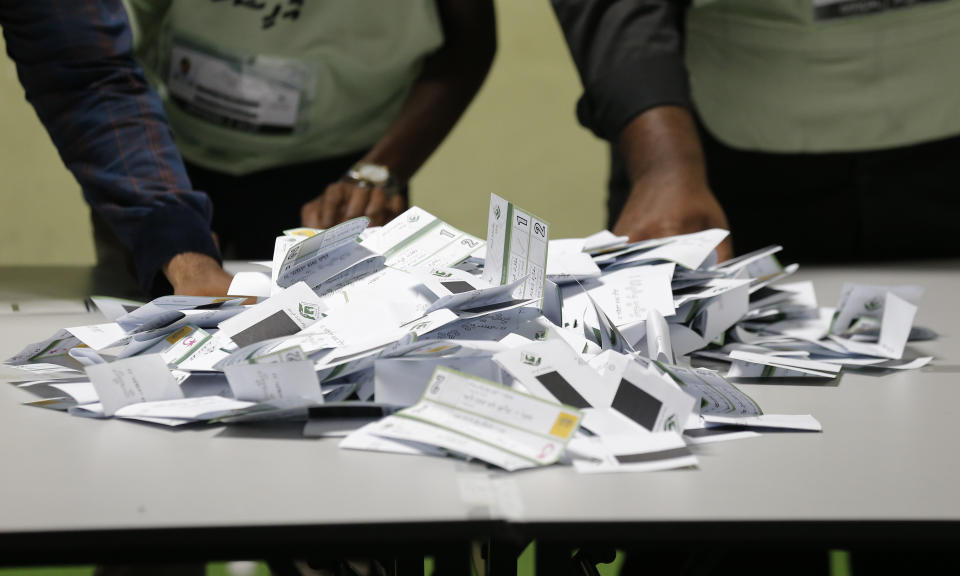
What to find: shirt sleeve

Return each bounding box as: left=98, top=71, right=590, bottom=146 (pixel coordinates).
left=0, top=0, right=219, bottom=296
left=550, top=0, right=691, bottom=142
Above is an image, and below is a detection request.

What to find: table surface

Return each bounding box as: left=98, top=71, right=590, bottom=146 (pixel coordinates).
left=1, top=262, right=958, bottom=560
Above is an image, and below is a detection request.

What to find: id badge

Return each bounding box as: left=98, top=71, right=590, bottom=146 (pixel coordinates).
left=167, top=41, right=307, bottom=134
left=813, top=0, right=948, bottom=21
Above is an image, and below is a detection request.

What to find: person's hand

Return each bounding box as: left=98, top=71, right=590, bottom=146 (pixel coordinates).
left=301, top=180, right=406, bottom=229
left=613, top=172, right=734, bottom=261
left=162, top=252, right=234, bottom=297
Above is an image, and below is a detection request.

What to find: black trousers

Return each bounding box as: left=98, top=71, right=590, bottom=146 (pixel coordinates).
left=609, top=124, right=960, bottom=263
left=186, top=152, right=366, bottom=261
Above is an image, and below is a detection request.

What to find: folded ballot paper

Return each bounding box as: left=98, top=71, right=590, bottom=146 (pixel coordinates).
left=6, top=194, right=937, bottom=473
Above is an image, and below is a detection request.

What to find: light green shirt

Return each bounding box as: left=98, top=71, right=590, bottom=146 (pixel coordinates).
left=686, top=0, right=960, bottom=152
left=126, top=0, right=443, bottom=175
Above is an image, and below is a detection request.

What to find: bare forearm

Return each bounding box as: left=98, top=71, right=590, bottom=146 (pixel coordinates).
left=618, top=105, right=707, bottom=186
left=613, top=106, right=733, bottom=259
left=163, top=252, right=232, bottom=297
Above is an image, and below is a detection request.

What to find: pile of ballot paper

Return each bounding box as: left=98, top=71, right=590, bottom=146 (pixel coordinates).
left=5, top=194, right=934, bottom=473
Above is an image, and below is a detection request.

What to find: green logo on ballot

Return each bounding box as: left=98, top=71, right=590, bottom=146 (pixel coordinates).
left=522, top=353, right=541, bottom=366
left=299, top=303, right=319, bottom=320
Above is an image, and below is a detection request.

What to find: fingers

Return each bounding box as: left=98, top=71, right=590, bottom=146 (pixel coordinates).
left=388, top=194, right=406, bottom=217
left=303, top=183, right=397, bottom=230
left=364, top=187, right=388, bottom=225
left=342, top=184, right=372, bottom=222
left=300, top=196, right=324, bottom=229
left=320, top=184, right=346, bottom=229
left=716, top=237, right=735, bottom=262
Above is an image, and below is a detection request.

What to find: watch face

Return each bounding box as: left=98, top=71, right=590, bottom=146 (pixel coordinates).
left=356, top=164, right=389, bottom=185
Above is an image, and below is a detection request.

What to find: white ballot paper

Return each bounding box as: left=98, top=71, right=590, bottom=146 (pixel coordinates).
left=374, top=356, right=505, bottom=407
left=340, top=419, right=448, bottom=457
left=727, top=350, right=841, bottom=379
left=115, top=295, right=244, bottom=333
left=569, top=432, right=697, bottom=474
left=68, top=347, right=105, bottom=367
left=610, top=360, right=696, bottom=434
left=113, top=396, right=255, bottom=423
left=607, top=228, right=728, bottom=270
left=5, top=329, right=83, bottom=366
left=360, top=206, right=484, bottom=272
left=682, top=420, right=762, bottom=445
left=481, top=193, right=549, bottom=303
left=218, top=282, right=324, bottom=348
left=85, top=355, right=183, bottom=416
left=702, top=414, right=822, bottom=432
left=829, top=292, right=917, bottom=360
left=224, top=359, right=321, bottom=402
left=830, top=283, right=924, bottom=336
left=561, top=263, right=676, bottom=328
left=90, top=296, right=144, bottom=321
left=133, top=324, right=212, bottom=366
left=65, top=322, right=129, bottom=351
left=657, top=363, right=762, bottom=417
left=493, top=340, right=617, bottom=410
left=19, top=380, right=99, bottom=411
left=274, top=217, right=369, bottom=288
left=645, top=308, right=674, bottom=364
left=582, top=230, right=629, bottom=253
left=690, top=281, right=751, bottom=343
left=159, top=325, right=212, bottom=366
left=417, top=268, right=526, bottom=315
left=176, top=331, right=236, bottom=372
left=359, top=415, right=535, bottom=469
left=228, top=271, right=272, bottom=298
left=377, top=366, right=582, bottom=470
left=546, top=239, right=601, bottom=283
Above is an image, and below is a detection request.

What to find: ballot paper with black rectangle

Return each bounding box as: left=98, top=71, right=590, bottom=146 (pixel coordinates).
left=568, top=432, right=697, bottom=474
left=218, top=282, right=324, bottom=348
left=417, top=267, right=526, bottom=315
left=493, top=339, right=617, bottom=410
left=231, top=310, right=301, bottom=348
left=610, top=360, right=695, bottom=433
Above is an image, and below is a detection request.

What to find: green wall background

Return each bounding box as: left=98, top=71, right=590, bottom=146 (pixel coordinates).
left=0, top=0, right=606, bottom=266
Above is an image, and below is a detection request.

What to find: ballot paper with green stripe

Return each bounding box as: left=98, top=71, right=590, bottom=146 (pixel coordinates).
left=375, top=366, right=582, bottom=470
left=482, top=194, right=549, bottom=305
left=360, top=206, right=484, bottom=271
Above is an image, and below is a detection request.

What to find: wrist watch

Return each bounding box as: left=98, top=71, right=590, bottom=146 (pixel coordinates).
left=343, top=162, right=401, bottom=197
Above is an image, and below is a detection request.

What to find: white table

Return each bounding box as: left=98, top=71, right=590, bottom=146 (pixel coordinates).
left=1, top=263, right=957, bottom=573
left=0, top=267, right=492, bottom=572
left=504, top=262, right=960, bottom=571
